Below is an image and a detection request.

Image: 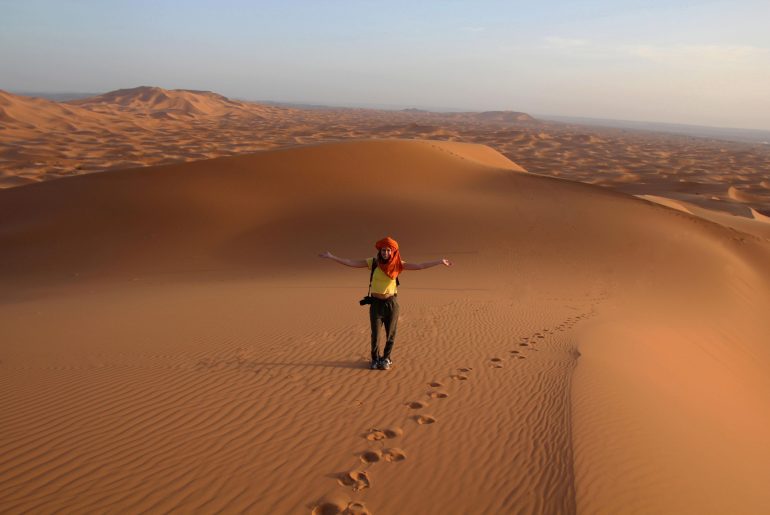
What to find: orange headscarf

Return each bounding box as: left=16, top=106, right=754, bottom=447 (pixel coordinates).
left=375, top=236, right=404, bottom=279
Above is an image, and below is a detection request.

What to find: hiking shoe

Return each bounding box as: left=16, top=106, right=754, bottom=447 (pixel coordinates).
left=370, top=359, right=380, bottom=370
left=378, top=358, right=392, bottom=370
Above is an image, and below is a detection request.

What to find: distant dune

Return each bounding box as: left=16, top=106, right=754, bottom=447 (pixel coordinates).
left=470, top=110, right=535, bottom=123
left=539, top=114, right=770, bottom=144
left=1, top=140, right=769, bottom=513
left=0, top=89, right=105, bottom=130
left=67, top=86, right=267, bottom=118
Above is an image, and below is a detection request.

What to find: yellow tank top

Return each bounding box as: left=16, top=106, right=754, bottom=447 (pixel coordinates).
left=365, top=257, right=403, bottom=295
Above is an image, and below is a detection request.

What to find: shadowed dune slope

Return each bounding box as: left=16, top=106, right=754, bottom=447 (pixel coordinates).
left=0, top=139, right=528, bottom=284
left=1, top=139, right=769, bottom=514
left=1, top=137, right=761, bottom=285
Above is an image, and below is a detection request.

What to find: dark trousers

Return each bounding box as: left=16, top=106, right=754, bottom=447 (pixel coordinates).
left=369, top=296, right=399, bottom=362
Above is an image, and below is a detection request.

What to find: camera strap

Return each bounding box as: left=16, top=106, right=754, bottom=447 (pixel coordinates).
left=367, top=257, right=377, bottom=296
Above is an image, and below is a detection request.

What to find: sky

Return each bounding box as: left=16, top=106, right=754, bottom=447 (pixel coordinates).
left=2, top=0, right=769, bottom=130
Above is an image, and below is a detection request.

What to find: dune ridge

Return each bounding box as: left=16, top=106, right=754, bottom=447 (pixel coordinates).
left=1, top=140, right=769, bottom=513
left=639, top=194, right=770, bottom=239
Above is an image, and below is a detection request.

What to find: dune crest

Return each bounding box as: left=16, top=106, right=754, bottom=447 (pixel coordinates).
left=639, top=194, right=770, bottom=239
left=728, top=184, right=767, bottom=203
left=750, top=207, right=770, bottom=222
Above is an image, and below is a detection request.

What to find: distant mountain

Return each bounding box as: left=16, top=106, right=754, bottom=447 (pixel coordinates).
left=538, top=114, right=770, bottom=144
left=427, top=110, right=536, bottom=124
left=68, top=86, right=281, bottom=119
left=0, top=86, right=290, bottom=146
left=240, top=99, right=537, bottom=122
left=394, top=108, right=536, bottom=123
left=474, top=111, right=536, bottom=123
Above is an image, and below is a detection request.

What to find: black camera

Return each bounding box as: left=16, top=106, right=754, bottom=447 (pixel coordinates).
left=359, top=296, right=373, bottom=306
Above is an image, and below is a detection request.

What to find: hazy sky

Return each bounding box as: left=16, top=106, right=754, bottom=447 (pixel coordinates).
left=2, top=0, right=769, bottom=129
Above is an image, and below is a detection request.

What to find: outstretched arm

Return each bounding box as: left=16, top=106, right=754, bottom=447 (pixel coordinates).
left=403, top=259, right=452, bottom=270
left=318, top=251, right=368, bottom=268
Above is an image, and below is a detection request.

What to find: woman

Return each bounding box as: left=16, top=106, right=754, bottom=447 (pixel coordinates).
left=318, top=236, right=452, bottom=370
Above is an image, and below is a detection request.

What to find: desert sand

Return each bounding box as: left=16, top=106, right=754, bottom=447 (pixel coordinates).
left=3, top=85, right=770, bottom=514
left=1, top=136, right=770, bottom=514
left=2, top=87, right=769, bottom=221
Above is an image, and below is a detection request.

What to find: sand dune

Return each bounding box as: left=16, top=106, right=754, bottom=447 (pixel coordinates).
left=446, top=110, right=535, bottom=123
left=1, top=140, right=769, bottom=513
left=3, top=87, right=769, bottom=224
left=751, top=208, right=770, bottom=222
left=0, top=90, right=107, bottom=130
left=728, top=184, right=768, bottom=204
left=639, top=194, right=770, bottom=239
left=0, top=88, right=292, bottom=188
left=68, top=86, right=273, bottom=119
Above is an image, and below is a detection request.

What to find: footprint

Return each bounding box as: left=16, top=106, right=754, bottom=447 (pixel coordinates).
left=428, top=391, right=448, bottom=399
left=458, top=367, right=472, bottom=373
left=345, top=502, right=370, bottom=515
left=516, top=355, right=526, bottom=359
left=490, top=357, right=503, bottom=362
left=415, top=414, right=437, bottom=425
left=406, top=401, right=428, bottom=409
left=312, top=494, right=354, bottom=515
left=428, top=381, right=443, bottom=388
left=451, top=374, right=469, bottom=381
left=365, top=427, right=403, bottom=441
left=359, top=450, right=382, bottom=464
left=338, top=470, right=371, bottom=491
left=382, top=447, right=407, bottom=462
left=510, top=350, right=520, bottom=354
left=519, top=343, right=529, bottom=347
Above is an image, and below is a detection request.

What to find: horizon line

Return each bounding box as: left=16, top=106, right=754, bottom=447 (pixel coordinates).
left=6, top=86, right=770, bottom=138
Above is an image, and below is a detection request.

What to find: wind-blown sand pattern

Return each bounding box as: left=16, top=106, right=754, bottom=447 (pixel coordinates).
left=1, top=138, right=769, bottom=512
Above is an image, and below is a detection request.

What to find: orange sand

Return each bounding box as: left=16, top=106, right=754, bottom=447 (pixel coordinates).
left=1, top=139, right=769, bottom=513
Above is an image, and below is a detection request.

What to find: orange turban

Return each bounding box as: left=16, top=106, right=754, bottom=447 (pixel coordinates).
left=375, top=236, right=404, bottom=279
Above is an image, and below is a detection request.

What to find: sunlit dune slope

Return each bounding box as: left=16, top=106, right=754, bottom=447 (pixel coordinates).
left=640, top=194, right=770, bottom=239
left=0, top=90, right=105, bottom=130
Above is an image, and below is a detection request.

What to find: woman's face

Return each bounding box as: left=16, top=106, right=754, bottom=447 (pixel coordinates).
left=379, top=247, right=393, bottom=261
